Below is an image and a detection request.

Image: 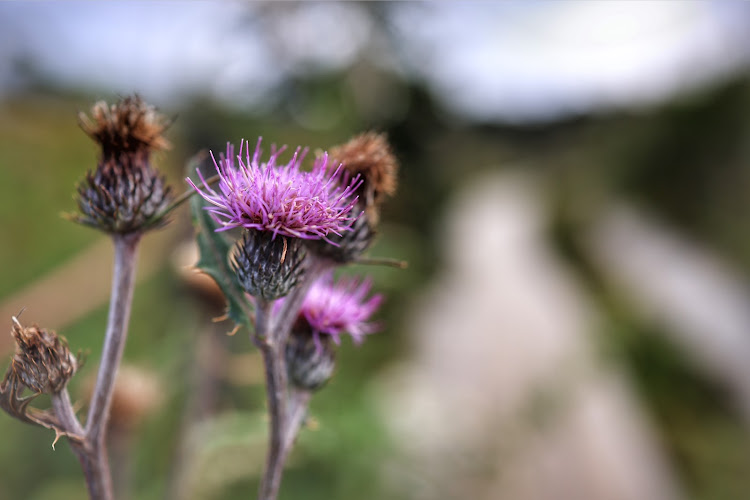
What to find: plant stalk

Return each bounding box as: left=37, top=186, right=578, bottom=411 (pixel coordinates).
left=51, top=390, right=101, bottom=499
left=255, top=299, right=289, bottom=500
left=282, top=389, right=311, bottom=456
left=255, top=258, right=329, bottom=500
left=83, top=232, right=142, bottom=500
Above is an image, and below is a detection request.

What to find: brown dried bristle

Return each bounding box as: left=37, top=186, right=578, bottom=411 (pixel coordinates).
left=329, top=132, right=398, bottom=207
left=78, top=95, right=171, bottom=159
left=10, top=318, right=77, bottom=395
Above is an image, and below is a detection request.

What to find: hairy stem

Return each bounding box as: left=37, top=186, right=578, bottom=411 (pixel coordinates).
left=51, top=388, right=85, bottom=438
left=255, top=258, right=329, bottom=500
left=83, top=232, right=142, bottom=500
left=255, top=299, right=289, bottom=500
left=282, top=389, right=311, bottom=455
left=266, top=389, right=311, bottom=500
left=52, top=390, right=101, bottom=499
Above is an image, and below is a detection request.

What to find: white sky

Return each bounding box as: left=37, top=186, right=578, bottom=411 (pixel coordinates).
left=0, top=1, right=749, bottom=123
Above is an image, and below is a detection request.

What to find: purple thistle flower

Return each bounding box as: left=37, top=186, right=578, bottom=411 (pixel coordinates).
left=187, top=138, right=361, bottom=241
left=295, top=274, right=383, bottom=345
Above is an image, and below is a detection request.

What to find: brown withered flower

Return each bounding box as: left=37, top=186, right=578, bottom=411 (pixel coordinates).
left=312, top=132, right=398, bottom=262
left=8, top=316, right=78, bottom=395
left=71, top=95, right=173, bottom=234
left=329, top=132, right=398, bottom=220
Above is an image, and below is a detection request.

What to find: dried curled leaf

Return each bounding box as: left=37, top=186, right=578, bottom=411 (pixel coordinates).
left=0, top=370, right=83, bottom=447
left=0, top=316, right=84, bottom=447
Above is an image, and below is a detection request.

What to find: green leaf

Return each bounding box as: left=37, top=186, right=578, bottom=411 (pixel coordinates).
left=190, top=193, right=253, bottom=330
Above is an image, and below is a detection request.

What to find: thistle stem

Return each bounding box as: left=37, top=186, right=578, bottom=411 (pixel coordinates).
left=51, top=390, right=100, bottom=498
left=83, top=232, right=142, bottom=500
left=255, top=299, right=288, bottom=500
left=52, top=389, right=85, bottom=437
left=282, top=389, right=311, bottom=455
left=255, top=258, right=330, bottom=500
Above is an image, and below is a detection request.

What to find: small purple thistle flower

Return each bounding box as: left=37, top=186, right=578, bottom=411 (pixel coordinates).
left=187, top=138, right=361, bottom=242
left=296, top=274, right=383, bottom=345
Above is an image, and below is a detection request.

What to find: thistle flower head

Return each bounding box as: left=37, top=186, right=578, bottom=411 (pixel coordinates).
left=285, top=327, right=336, bottom=391
left=329, top=132, right=398, bottom=215
left=8, top=316, right=78, bottom=395
left=232, top=229, right=307, bottom=300
left=78, top=95, right=171, bottom=158
left=72, top=95, right=173, bottom=234
left=310, top=132, right=398, bottom=261
left=187, top=139, right=361, bottom=242
left=294, top=274, right=383, bottom=345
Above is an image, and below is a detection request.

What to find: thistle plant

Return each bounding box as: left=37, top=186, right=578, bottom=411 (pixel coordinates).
left=2, top=95, right=175, bottom=500
left=1, top=94, right=401, bottom=500
left=188, top=135, right=399, bottom=499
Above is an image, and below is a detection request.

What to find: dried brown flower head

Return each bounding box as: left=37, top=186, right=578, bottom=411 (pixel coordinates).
left=329, top=132, right=398, bottom=218
left=71, top=95, right=173, bottom=234
left=9, top=316, right=78, bottom=395
left=78, top=95, right=171, bottom=159
left=310, top=132, right=398, bottom=262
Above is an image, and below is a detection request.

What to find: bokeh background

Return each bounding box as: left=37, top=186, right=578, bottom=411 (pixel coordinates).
left=2, top=2, right=750, bottom=499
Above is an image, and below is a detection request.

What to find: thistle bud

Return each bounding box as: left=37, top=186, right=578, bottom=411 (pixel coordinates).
left=311, top=132, right=398, bottom=262
left=9, top=317, right=77, bottom=394
left=72, top=95, right=173, bottom=234
left=285, top=324, right=336, bottom=391
left=232, top=230, right=307, bottom=300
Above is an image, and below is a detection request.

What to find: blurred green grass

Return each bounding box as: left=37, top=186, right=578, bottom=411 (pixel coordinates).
left=0, top=96, right=100, bottom=297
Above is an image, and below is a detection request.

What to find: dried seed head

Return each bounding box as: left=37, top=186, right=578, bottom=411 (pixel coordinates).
left=78, top=95, right=171, bottom=158
left=285, top=323, right=336, bottom=391
left=329, top=132, right=398, bottom=224
left=9, top=316, right=78, bottom=395
left=72, top=95, right=173, bottom=234
left=232, top=230, right=307, bottom=300
left=310, top=132, right=398, bottom=262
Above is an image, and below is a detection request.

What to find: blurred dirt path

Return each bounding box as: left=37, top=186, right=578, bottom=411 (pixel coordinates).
left=0, top=230, right=174, bottom=355
left=379, top=172, right=684, bottom=500
left=587, top=205, right=750, bottom=426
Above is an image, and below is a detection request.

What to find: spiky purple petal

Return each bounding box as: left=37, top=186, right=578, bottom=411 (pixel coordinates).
left=296, top=274, right=383, bottom=345
left=187, top=138, right=361, bottom=240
